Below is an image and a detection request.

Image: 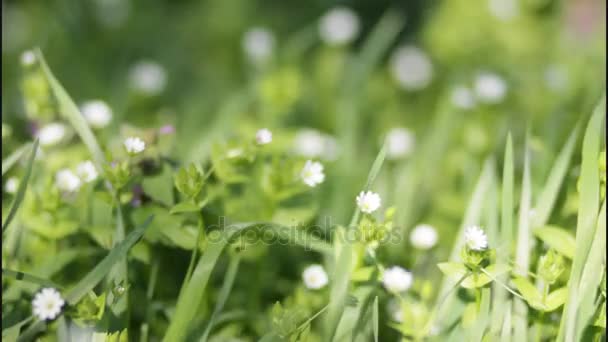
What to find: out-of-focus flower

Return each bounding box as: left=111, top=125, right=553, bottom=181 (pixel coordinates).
left=382, top=266, right=413, bottom=293
left=318, top=6, right=360, bottom=46
left=129, top=61, right=167, bottom=95
left=93, top=0, right=130, bottom=29
left=4, top=177, right=19, bottom=194
left=76, top=161, right=99, bottom=183
left=390, top=46, right=434, bottom=91
left=387, top=298, right=403, bottom=322
left=81, top=100, right=113, bottom=129
left=302, top=264, right=329, bottom=289
left=32, top=288, right=65, bottom=321
left=451, top=85, right=476, bottom=109
left=301, top=160, right=325, bottom=187
left=544, top=65, right=568, bottom=92
left=385, top=127, right=415, bottom=160
left=226, top=148, right=244, bottom=159
left=474, top=73, right=507, bottom=104
left=242, top=27, right=275, bottom=64
left=124, top=137, right=146, bottom=154
left=356, top=191, right=381, bottom=214
left=55, top=169, right=81, bottom=193
left=410, top=224, right=439, bottom=250
left=293, top=129, right=339, bottom=161
left=37, top=123, right=67, bottom=147
left=20, top=50, right=36, bottom=67
left=464, top=225, right=488, bottom=251
left=488, top=0, right=519, bottom=22
left=255, top=128, right=273, bottom=145
left=159, top=124, right=175, bottom=135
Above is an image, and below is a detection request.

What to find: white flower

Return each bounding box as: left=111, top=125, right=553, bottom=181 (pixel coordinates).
left=410, top=224, right=439, bottom=250
left=451, top=85, right=476, bottom=109
left=464, top=225, right=488, bottom=251
left=76, top=161, right=98, bottom=183
left=242, top=27, right=275, bottom=64
left=5, top=177, right=19, bottom=194
left=488, top=0, right=519, bottom=22
left=356, top=191, right=381, bottom=214
left=319, top=6, right=360, bottom=46
left=302, top=264, right=329, bottom=289
left=390, top=46, right=433, bottom=91
left=293, top=129, right=339, bottom=161
left=382, top=266, right=413, bottom=293
left=37, top=123, right=67, bottom=147
left=129, top=61, right=167, bottom=95
left=385, top=127, right=415, bottom=160
left=255, top=128, right=273, bottom=145
left=20, top=50, right=36, bottom=66
left=301, top=160, right=325, bottom=187
left=124, top=136, right=146, bottom=154
left=474, top=73, right=507, bottom=104
left=32, top=288, right=65, bottom=321
left=81, top=100, right=113, bottom=129
left=55, top=169, right=81, bottom=193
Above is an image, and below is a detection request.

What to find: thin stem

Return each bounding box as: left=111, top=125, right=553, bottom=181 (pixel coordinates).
left=183, top=213, right=205, bottom=286
left=479, top=268, right=525, bottom=301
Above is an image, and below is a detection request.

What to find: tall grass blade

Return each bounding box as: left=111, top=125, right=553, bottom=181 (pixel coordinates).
left=2, top=269, right=62, bottom=288
left=2, top=143, right=31, bottom=176
left=372, top=296, right=379, bottom=342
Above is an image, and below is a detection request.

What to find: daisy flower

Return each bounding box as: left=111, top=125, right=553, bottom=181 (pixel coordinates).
left=32, top=288, right=65, bottom=321
left=300, top=160, right=325, bottom=187
left=464, top=225, right=488, bottom=251
left=356, top=191, right=381, bottom=214
left=302, top=264, right=329, bottom=289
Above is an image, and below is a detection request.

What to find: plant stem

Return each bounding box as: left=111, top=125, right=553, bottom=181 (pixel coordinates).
left=183, top=212, right=205, bottom=286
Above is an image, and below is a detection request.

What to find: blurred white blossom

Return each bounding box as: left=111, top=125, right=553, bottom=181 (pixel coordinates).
left=76, top=161, right=99, bottom=183
left=32, top=288, right=65, bottom=321
left=293, top=129, right=339, bottom=161
left=38, top=123, right=67, bottom=147
left=390, top=46, right=434, bottom=91
left=356, top=191, right=381, bottom=214
left=20, top=50, right=36, bottom=66
left=474, top=72, right=507, bottom=104
left=255, top=128, right=273, bottom=145
left=319, top=6, right=360, bottom=46
left=385, top=127, right=415, bottom=160
left=129, top=61, right=167, bottom=95
left=464, top=225, right=488, bottom=251
left=302, top=264, right=329, bottom=289
left=242, top=27, right=275, bottom=64
left=93, top=0, right=130, bottom=29
left=382, top=266, right=413, bottom=293
left=55, top=169, right=81, bottom=193
left=301, top=160, right=325, bottom=187
left=488, top=0, right=519, bottom=22
left=451, top=85, right=476, bottom=109
left=410, top=224, right=439, bottom=250
left=81, top=100, right=113, bottom=129
left=4, top=177, right=19, bottom=194
left=124, top=136, right=146, bottom=154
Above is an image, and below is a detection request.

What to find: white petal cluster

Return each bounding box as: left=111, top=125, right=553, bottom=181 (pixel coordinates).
left=410, top=224, right=439, bottom=250
left=318, top=6, right=360, bottom=46
left=302, top=264, right=329, bottom=289
left=300, top=160, right=325, bottom=187
left=255, top=128, right=273, bottom=145
left=242, top=27, right=275, bottom=64
left=488, top=0, right=519, bottom=22
left=4, top=177, right=19, bottom=194
left=451, top=85, right=476, bottom=109
left=390, top=46, right=434, bottom=91
left=38, top=123, right=67, bottom=147
left=129, top=61, right=167, bottom=95
left=55, top=169, right=82, bottom=193
left=81, top=100, right=113, bottom=129
left=76, top=160, right=99, bottom=183
left=356, top=191, right=381, bottom=214
left=464, top=225, right=488, bottom=251
left=293, top=129, right=339, bottom=161
left=32, top=288, right=65, bottom=321
left=382, top=266, right=413, bottom=293
left=385, top=127, right=415, bottom=160
left=20, top=50, right=36, bottom=67
left=124, top=136, right=146, bottom=154
left=474, top=73, right=507, bottom=104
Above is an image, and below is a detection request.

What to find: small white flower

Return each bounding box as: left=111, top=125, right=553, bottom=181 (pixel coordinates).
left=124, top=136, right=146, bottom=154
left=76, top=160, right=98, bottom=183
left=32, top=288, right=65, bottom=321
left=410, top=224, right=439, bottom=250
left=390, top=46, right=434, bottom=91
left=55, top=169, right=81, bottom=193
left=451, top=85, right=476, bottom=109
left=129, top=61, right=167, bottom=95
left=474, top=72, right=507, bottom=104
left=301, top=160, right=325, bottom=187
left=293, top=129, right=339, bottom=161
left=5, top=177, right=19, bottom=194
left=464, top=225, right=488, bottom=251
left=382, top=266, right=413, bottom=293
left=385, top=127, right=415, bottom=160
left=255, top=128, right=273, bottom=145
left=488, top=0, right=519, bottom=22
left=20, top=50, right=36, bottom=66
left=242, top=27, right=275, bottom=64
left=302, top=264, right=329, bottom=289
left=81, top=100, right=113, bottom=129
left=356, top=191, right=381, bottom=214
left=319, top=6, right=360, bottom=46
left=37, top=123, right=67, bottom=147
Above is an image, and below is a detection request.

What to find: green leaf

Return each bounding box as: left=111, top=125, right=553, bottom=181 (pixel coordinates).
left=142, top=164, right=174, bottom=206
left=512, top=277, right=542, bottom=309
left=438, top=262, right=468, bottom=279
left=372, top=296, right=379, bottom=342
left=2, top=269, right=62, bottom=288
left=461, top=264, right=510, bottom=289
left=2, top=318, right=32, bottom=342
left=533, top=226, right=576, bottom=259
left=2, top=139, right=38, bottom=234
left=170, top=201, right=200, bottom=214
left=545, top=287, right=568, bottom=312
left=2, top=142, right=31, bottom=176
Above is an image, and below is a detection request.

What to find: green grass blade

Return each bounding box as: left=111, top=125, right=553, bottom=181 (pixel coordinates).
left=64, top=215, right=153, bottom=304
left=2, top=139, right=38, bottom=234
left=558, top=95, right=605, bottom=341
left=2, top=143, right=31, bottom=176
left=372, top=296, right=379, bottom=342
left=2, top=318, right=33, bottom=342
left=199, top=255, right=241, bottom=342
left=469, top=288, right=491, bottom=342
left=500, top=304, right=512, bottom=342
left=2, top=269, right=62, bottom=289
left=34, top=49, right=107, bottom=172
left=532, top=126, right=579, bottom=228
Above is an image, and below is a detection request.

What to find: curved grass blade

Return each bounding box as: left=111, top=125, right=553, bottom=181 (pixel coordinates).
left=2, top=269, right=62, bottom=289
left=2, top=317, right=33, bottom=342
left=2, top=143, right=31, bottom=176
left=372, top=296, right=379, bottom=342
left=2, top=139, right=38, bottom=234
